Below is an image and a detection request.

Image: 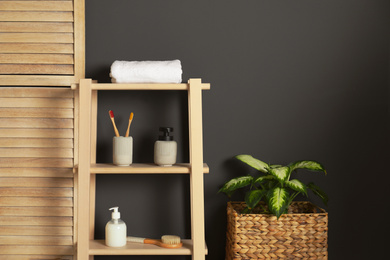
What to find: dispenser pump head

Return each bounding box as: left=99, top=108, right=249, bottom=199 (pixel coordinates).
left=158, top=127, right=174, bottom=141
left=109, top=207, right=120, bottom=220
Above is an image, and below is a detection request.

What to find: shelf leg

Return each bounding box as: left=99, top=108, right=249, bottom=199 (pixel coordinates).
left=77, top=79, right=93, bottom=259
left=188, top=78, right=206, bottom=260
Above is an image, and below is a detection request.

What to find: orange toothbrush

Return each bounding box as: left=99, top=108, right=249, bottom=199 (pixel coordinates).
left=125, top=112, right=134, bottom=137
left=108, top=110, right=120, bottom=137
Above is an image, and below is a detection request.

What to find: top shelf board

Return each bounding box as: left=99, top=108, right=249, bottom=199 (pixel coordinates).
left=90, top=83, right=210, bottom=91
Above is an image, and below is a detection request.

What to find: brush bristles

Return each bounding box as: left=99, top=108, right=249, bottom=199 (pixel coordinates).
left=109, top=110, right=114, bottom=118
left=161, top=235, right=181, bottom=245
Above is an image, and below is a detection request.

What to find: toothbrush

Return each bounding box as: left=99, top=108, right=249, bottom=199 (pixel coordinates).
left=125, top=112, right=134, bottom=137
left=127, top=235, right=183, bottom=248
left=108, top=110, right=120, bottom=137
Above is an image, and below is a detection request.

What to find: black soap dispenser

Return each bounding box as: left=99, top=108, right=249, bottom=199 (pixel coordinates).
left=154, top=127, right=177, bottom=166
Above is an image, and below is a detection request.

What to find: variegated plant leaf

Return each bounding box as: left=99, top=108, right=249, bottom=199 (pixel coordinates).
left=285, top=179, right=307, bottom=195
left=289, top=160, right=327, bottom=174
left=236, top=154, right=269, bottom=173
left=218, top=176, right=253, bottom=194
left=245, top=190, right=264, bottom=209
left=268, top=166, right=290, bottom=184
left=307, top=182, right=328, bottom=206
left=267, top=187, right=289, bottom=219
left=254, top=175, right=275, bottom=185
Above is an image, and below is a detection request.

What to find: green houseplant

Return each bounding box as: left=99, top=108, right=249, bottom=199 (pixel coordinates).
left=221, top=155, right=329, bottom=259
left=219, top=154, right=328, bottom=218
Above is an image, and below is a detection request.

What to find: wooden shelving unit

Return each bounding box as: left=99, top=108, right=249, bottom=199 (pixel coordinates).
left=77, top=78, right=210, bottom=259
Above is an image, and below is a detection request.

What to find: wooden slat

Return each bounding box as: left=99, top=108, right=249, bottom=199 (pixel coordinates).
left=0, top=33, right=74, bottom=43
left=0, top=148, right=73, bottom=158
left=0, top=255, right=73, bottom=260
left=0, top=168, right=73, bottom=178
left=0, top=108, right=74, bottom=118
left=0, top=1, right=73, bottom=11
left=0, top=118, right=73, bottom=128
left=0, top=197, right=73, bottom=207
left=0, top=129, right=74, bottom=138
left=0, top=22, right=74, bottom=33
left=0, top=216, right=73, bottom=226
left=0, top=11, right=73, bottom=22
left=0, top=98, right=74, bottom=108
left=0, top=64, right=74, bottom=75
left=0, top=177, right=73, bottom=187
left=0, top=226, right=72, bottom=236
left=0, top=43, right=74, bottom=54
left=0, top=138, right=73, bottom=148
left=0, top=207, right=73, bottom=216
left=0, top=235, right=73, bottom=245
left=0, top=88, right=73, bottom=98
left=0, top=158, right=73, bottom=167
left=0, top=75, right=78, bottom=86
left=0, top=187, right=72, bottom=197
left=0, top=245, right=74, bottom=255
left=0, top=54, right=74, bottom=64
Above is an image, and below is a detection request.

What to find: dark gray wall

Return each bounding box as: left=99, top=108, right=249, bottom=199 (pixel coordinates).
left=85, top=1, right=390, bottom=259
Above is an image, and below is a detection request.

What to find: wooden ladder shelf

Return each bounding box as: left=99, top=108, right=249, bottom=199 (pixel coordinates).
left=77, top=78, right=210, bottom=259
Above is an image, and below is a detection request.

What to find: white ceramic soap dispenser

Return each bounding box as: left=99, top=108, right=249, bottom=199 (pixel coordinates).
left=105, top=207, right=127, bottom=247
left=154, top=127, right=177, bottom=166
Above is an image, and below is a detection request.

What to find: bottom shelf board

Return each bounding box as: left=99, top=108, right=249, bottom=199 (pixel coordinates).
left=89, top=239, right=208, bottom=255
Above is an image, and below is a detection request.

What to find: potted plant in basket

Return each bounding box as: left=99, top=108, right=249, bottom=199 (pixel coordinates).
left=220, top=154, right=328, bottom=260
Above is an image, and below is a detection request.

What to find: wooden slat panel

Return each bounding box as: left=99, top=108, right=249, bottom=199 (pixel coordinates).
left=0, top=1, right=73, bottom=11
left=0, top=197, right=73, bottom=207
left=0, top=245, right=74, bottom=255
left=0, top=148, right=73, bottom=158
left=0, top=187, right=72, bottom=197
left=0, top=235, right=73, bottom=245
left=0, top=207, right=73, bottom=216
left=0, top=11, right=74, bottom=22
left=0, top=64, right=74, bottom=74
left=0, top=22, right=73, bottom=33
left=0, top=129, right=74, bottom=138
left=0, top=216, right=73, bottom=226
left=0, top=138, right=73, bottom=148
left=0, top=88, right=74, bottom=98
left=0, top=158, right=73, bottom=167
left=0, top=108, right=73, bottom=118
left=0, top=118, right=73, bottom=128
left=0, top=98, right=74, bottom=108
left=0, top=54, right=74, bottom=64
left=0, top=43, right=74, bottom=54
left=0, top=255, right=73, bottom=260
left=0, top=168, right=74, bottom=178
left=0, top=177, right=73, bottom=187
left=0, top=226, right=72, bottom=236
left=0, top=33, right=74, bottom=43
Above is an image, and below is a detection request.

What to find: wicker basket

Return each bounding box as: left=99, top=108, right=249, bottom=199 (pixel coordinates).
left=226, top=201, right=328, bottom=259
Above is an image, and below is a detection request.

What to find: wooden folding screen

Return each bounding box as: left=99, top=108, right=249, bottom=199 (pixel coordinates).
left=0, top=88, right=76, bottom=259
left=0, top=0, right=85, bottom=85
left=0, top=0, right=84, bottom=259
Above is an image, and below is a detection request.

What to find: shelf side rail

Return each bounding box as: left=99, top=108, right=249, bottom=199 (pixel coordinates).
left=77, top=78, right=93, bottom=259
left=188, top=78, right=206, bottom=260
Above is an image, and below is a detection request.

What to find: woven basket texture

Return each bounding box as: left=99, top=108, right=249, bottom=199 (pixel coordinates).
left=226, top=201, right=328, bottom=260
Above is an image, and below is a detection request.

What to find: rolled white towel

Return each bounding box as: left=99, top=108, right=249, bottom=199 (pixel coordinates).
left=110, top=60, right=182, bottom=83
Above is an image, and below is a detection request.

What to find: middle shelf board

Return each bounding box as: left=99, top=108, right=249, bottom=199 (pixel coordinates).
left=89, top=163, right=209, bottom=174
left=89, top=239, right=208, bottom=255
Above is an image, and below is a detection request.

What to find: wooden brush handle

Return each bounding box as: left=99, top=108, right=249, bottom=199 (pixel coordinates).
left=110, top=118, right=120, bottom=137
